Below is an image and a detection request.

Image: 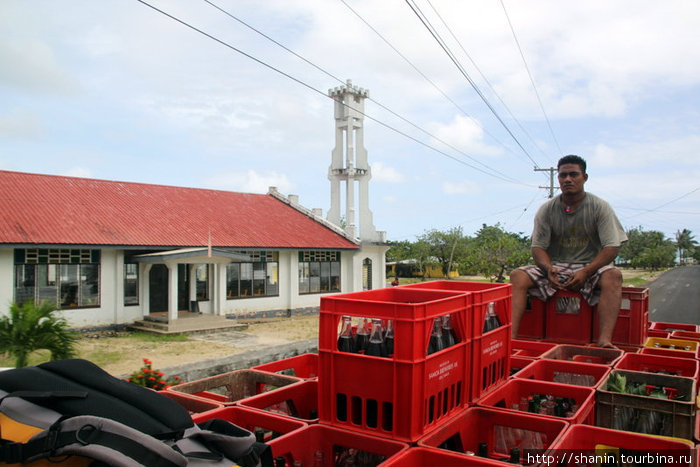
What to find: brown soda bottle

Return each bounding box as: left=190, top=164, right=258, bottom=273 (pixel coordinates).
left=365, top=318, right=387, bottom=357
left=483, top=302, right=501, bottom=333
left=441, top=314, right=458, bottom=348
left=337, top=315, right=355, bottom=353
left=383, top=319, right=394, bottom=357
left=427, top=317, right=445, bottom=355
left=353, top=317, right=370, bottom=354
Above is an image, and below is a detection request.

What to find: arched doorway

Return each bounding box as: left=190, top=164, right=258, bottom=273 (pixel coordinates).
left=362, top=258, right=372, bottom=291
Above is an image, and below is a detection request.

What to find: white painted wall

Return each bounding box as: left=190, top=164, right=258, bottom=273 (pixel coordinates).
left=0, top=249, right=14, bottom=313
left=1, top=245, right=388, bottom=326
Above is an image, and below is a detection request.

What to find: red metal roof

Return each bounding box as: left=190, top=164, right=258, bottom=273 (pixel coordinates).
left=0, top=170, right=358, bottom=250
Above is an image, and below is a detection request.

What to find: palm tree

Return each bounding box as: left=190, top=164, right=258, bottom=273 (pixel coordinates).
left=0, top=301, right=77, bottom=368
left=675, top=229, right=697, bottom=265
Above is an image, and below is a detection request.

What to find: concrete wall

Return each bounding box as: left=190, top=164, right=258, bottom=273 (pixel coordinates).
left=143, top=338, right=319, bottom=382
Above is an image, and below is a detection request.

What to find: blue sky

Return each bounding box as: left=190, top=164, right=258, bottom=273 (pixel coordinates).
left=1, top=0, right=699, bottom=242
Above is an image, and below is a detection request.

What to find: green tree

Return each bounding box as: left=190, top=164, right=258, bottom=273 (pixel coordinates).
left=626, top=230, right=676, bottom=270
left=465, top=224, right=531, bottom=282
left=418, top=227, right=466, bottom=277
left=0, top=301, right=77, bottom=368
left=674, top=228, right=696, bottom=265
left=618, top=226, right=649, bottom=265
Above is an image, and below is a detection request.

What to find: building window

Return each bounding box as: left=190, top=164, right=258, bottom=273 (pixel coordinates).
left=124, top=263, right=139, bottom=306
left=226, top=251, right=279, bottom=299
left=298, top=250, right=341, bottom=295
left=14, top=248, right=101, bottom=308
left=363, top=257, right=372, bottom=291
left=196, top=264, right=209, bottom=301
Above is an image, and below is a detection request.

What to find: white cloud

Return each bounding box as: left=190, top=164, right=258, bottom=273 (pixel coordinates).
left=442, top=180, right=481, bottom=195
left=372, top=162, right=405, bottom=182
left=429, top=115, right=501, bottom=158
left=0, top=110, right=43, bottom=139
left=204, top=169, right=296, bottom=194
left=60, top=167, right=94, bottom=179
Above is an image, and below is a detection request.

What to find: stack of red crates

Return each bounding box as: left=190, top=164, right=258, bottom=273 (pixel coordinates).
left=517, top=286, right=650, bottom=347
left=317, top=287, right=472, bottom=443
left=400, top=281, right=512, bottom=402
left=317, top=282, right=512, bottom=443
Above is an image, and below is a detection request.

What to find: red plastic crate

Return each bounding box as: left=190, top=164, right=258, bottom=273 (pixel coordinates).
left=510, top=355, right=536, bottom=377
left=615, top=352, right=700, bottom=382
left=647, top=329, right=670, bottom=338
left=516, top=296, right=546, bottom=339
left=399, top=280, right=512, bottom=340
left=544, top=290, right=594, bottom=344
left=157, top=390, right=222, bottom=414
left=476, top=378, right=596, bottom=425
left=514, top=358, right=611, bottom=387
left=318, top=288, right=472, bottom=442
left=471, top=326, right=511, bottom=402
left=540, top=344, right=623, bottom=366
left=593, top=286, right=649, bottom=346
left=641, top=346, right=699, bottom=360
left=237, top=380, right=318, bottom=423
left=168, top=369, right=301, bottom=405
left=268, top=423, right=409, bottom=467
left=252, top=353, right=319, bottom=379
left=417, top=406, right=568, bottom=464
left=511, top=339, right=558, bottom=358
left=671, top=330, right=700, bottom=343
left=550, top=424, right=696, bottom=466
left=320, top=287, right=470, bottom=360
left=192, top=405, right=307, bottom=446
left=650, top=321, right=698, bottom=333
left=381, top=447, right=507, bottom=467
left=319, top=342, right=469, bottom=442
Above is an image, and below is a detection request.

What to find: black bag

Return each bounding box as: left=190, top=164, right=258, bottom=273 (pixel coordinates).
left=0, top=359, right=272, bottom=466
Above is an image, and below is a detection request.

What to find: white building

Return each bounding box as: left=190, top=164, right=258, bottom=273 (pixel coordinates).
left=0, top=80, right=388, bottom=328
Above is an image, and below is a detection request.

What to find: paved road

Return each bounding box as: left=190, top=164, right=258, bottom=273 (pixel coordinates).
left=647, top=265, right=700, bottom=325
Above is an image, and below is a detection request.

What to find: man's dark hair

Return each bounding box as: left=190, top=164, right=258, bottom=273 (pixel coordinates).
left=557, top=154, right=586, bottom=173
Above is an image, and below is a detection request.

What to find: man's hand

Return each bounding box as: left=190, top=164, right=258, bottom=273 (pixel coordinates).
left=548, top=266, right=566, bottom=290
left=562, top=268, right=589, bottom=291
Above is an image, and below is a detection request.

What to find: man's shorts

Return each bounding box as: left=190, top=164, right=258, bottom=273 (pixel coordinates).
left=517, top=262, right=618, bottom=306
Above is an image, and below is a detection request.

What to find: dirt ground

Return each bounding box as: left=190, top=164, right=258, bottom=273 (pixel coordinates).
left=82, top=270, right=657, bottom=378
left=81, top=315, right=320, bottom=377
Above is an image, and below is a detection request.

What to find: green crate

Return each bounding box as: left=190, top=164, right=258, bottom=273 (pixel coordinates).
left=596, top=369, right=697, bottom=440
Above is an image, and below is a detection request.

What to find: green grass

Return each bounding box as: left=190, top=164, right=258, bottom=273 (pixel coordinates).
left=0, top=331, right=190, bottom=369
left=127, top=331, right=189, bottom=342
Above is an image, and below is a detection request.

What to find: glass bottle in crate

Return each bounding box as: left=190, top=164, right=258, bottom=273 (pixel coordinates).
left=337, top=315, right=356, bottom=353
left=427, top=317, right=445, bottom=355
left=483, top=301, right=502, bottom=333
left=354, top=317, right=370, bottom=354
left=366, top=318, right=387, bottom=357
left=383, top=319, right=394, bottom=357
left=441, top=314, right=458, bottom=348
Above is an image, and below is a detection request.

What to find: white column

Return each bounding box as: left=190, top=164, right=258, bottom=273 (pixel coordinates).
left=167, top=263, right=178, bottom=322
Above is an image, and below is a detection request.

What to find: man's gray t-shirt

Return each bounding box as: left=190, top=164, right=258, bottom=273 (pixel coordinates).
left=531, top=193, right=627, bottom=264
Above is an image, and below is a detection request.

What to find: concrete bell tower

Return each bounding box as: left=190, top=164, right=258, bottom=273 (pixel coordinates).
left=327, top=79, right=381, bottom=242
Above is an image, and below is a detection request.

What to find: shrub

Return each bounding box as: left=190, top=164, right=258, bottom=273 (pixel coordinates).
left=126, top=358, right=183, bottom=390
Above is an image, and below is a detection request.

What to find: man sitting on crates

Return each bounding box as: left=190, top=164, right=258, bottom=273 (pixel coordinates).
left=510, top=154, right=628, bottom=348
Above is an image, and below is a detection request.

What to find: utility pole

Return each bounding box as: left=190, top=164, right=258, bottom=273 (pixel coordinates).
left=535, top=166, right=558, bottom=198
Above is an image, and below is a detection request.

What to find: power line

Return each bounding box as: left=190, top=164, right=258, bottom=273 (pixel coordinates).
left=338, top=0, right=519, bottom=163
left=404, top=0, right=542, bottom=169
left=499, top=0, right=563, bottom=156
left=622, top=186, right=700, bottom=218
left=203, top=0, right=521, bottom=183
left=424, top=0, right=551, bottom=166
left=135, top=0, right=534, bottom=186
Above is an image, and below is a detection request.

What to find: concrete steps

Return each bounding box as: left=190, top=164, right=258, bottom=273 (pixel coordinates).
left=129, top=313, right=247, bottom=335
